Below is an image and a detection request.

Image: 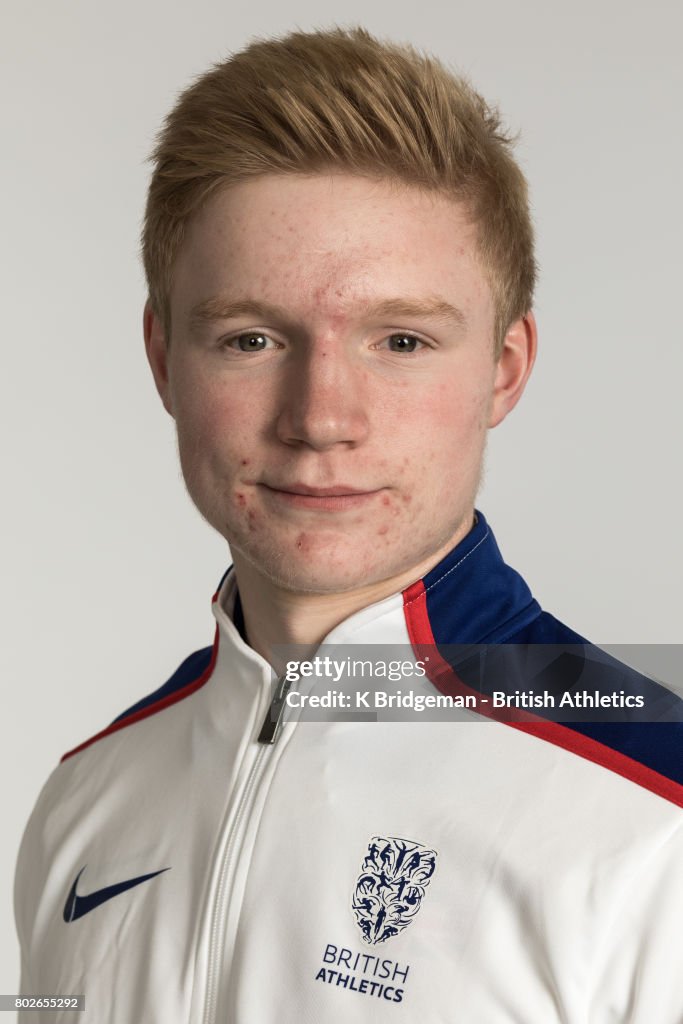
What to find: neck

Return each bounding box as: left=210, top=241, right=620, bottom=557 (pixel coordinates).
left=230, top=512, right=475, bottom=673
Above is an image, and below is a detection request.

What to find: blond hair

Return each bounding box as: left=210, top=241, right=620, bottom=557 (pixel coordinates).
left=142, top=26, right=536, bottom=353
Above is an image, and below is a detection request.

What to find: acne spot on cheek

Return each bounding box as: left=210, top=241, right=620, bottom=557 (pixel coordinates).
left=377, top=525, right=389, bottom=536
left=236, top=492, right=246, bottom=507
left=381, top=494, right=402, bottom=516
left=241, top=459, right=250, bottom=466
left=402, top=494, right=412, bottom=504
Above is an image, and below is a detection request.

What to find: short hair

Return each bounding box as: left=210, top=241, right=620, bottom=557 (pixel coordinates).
left=141, top=26, right=536, bottom=354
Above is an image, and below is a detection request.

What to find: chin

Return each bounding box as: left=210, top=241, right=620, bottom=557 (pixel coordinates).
left=232, top=532, right=404, bottom=596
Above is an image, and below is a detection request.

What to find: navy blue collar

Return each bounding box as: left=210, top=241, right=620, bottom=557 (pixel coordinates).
left=416, top=510, right=541, bottom=644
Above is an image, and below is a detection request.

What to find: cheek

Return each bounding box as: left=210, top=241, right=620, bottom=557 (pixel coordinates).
left=406, top=381, right=490, bottom=484
left=173, top=396, right=252, bottom=516
left=174, top=376, right=249, bottom=461
left=431, top=376, right=491, bottom=435
left=174, top=382, right=270, bottom=533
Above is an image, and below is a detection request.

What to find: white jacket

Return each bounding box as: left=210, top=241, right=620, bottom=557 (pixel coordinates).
left=14, top=512, right=683, bottom=1022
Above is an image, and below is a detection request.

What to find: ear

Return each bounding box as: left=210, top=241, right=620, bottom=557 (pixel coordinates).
left=488, top=312, right=538, bottom=428
left=143, top=301, right=175, bottom=417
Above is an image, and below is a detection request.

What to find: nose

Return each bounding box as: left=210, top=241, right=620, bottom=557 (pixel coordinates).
left=275, top=337, right=370, bottom=451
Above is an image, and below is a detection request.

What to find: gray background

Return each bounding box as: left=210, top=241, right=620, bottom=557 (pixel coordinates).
left=2, top=0, right=681, bottom=997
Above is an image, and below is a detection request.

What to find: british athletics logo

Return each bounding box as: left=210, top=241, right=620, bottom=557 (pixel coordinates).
left=352, top=836, right=437, bottom=945
left=312, top=836, right=436, bottom=1006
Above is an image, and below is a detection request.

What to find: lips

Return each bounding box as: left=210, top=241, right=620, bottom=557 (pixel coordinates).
left=264, top=483, right=376, bottom=497
left=259, top=481, right=384, bottom=510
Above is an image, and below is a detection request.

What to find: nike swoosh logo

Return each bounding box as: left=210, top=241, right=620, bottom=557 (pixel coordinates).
left=63, top=865, right=170, bottom=922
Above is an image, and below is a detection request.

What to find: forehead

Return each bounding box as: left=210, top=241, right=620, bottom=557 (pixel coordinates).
left=171, top=173, right=493, bottom=330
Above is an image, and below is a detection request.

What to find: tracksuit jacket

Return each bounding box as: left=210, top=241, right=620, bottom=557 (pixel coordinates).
left=14, top=510, right=683, bottom=1022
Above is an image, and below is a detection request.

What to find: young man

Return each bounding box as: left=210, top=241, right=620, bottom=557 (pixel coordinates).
left=15, top=27, right=681, bottom=1023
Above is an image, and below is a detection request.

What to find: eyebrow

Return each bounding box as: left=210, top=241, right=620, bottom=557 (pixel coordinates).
left=188, top=295, right=467, bottom=331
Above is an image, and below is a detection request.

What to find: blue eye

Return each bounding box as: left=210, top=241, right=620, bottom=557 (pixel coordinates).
left=387, top=334, right=421, bottom=353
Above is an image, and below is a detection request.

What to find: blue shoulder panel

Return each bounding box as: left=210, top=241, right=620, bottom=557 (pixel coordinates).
left=110, top=646, right=214, bottom=725
left=445, top=613, right=683, bottom=787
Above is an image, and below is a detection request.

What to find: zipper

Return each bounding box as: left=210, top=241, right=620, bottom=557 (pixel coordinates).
left=257, top=670, right=298, bottom=744
left=201, top=670, right=299, bottom=1024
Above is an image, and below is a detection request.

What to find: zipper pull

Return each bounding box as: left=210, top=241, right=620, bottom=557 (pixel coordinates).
left=257, top=670, right=298, bottom=744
